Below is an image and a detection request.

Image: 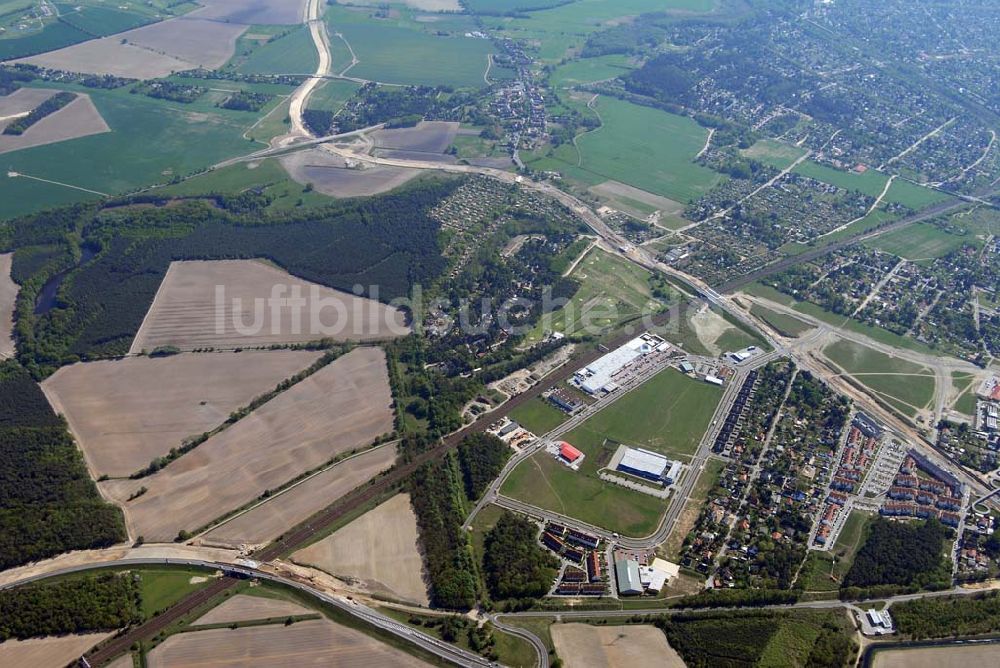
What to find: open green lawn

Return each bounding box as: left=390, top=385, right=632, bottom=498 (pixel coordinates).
left=0, top=82, right=266, bottom=219
left=824, top=340, right=935, bottom=413
left=565, top=368, right=722, bottom=459
left=549, top=55, right=634, bottom=88
left=509, top=398, right=568, bottom=435
left=792, top=161, right=950, bottom=209
left=501, top=449, right=667, bottom=536
left=799, top=511, right=871, bottom=593
left=138, top=567, right=216, bottom=619
left=306, top=79, right=361, bottom=113
left=750, top=304, right=813, bottom=338
left=529, top=96, right=723, bottom=203
left=327, top=7, right=495, bottom=88
left=868, top=222, right=972, bottom=262
left=528, top=246, right=670, bottom=342
left=741, top=139, right=807, bottom=170
left=234, top=25, right=320, bottom=75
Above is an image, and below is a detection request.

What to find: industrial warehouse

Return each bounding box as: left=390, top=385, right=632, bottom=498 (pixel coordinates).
left=614, top=446, right=682, bottom=485
left=573, top=333, right=670, bottom=395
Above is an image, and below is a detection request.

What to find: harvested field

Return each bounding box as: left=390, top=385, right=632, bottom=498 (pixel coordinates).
left=590, top=180, right=684, bottom=216
left=128, top=259, right=408, bottom=354
left=146, top=619, right=431, bottom=668
left=551, top=624, right=684, bottom=668
left=192, top=0, right=309, bottom=24
left=0, top=253, right=16, bottom=358
left=371, top=121, right=459, bottom=154
left=100, top=347, right=394, bottom=541
left=18, top=15, right=248, bottom=78
left=280, top=148, right=421, bottom=197
left=292, top=493, right=428, bottom=605
left=873, top=644, right=1000, bottom=668
left=203, top=444, right=397, bottom=548
left=41, top=350, right=322, bottom=477
left=193, top=594, right=311, bottom=626
left=0, top=633, right=111, bottom=668
left=106, top=656, right=134, bottom=668
left=341, top=0, right=461, bottom=10
left=0, top=88, right=56, bottom=123
left=0, top=93, right=110, bottom=154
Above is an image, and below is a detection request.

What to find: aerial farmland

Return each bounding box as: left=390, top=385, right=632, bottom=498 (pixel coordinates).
left=0, top=253, right=16, bottom=358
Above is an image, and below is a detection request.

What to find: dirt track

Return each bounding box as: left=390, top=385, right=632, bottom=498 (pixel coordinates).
left=292, top=492, right=428, bottom=605
left=0, top=254, right=16, bottom=358
left=42, top=350, right=321, bottom=477
left=146, top=618, right=431, bottom=668
left=129, top=260, right=408, bottom=353
left=100, top=347, right=394, bottom=541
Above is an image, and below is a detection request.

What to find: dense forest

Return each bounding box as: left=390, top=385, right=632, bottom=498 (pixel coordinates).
left=657, top=609, right=854, bottom=668
left=0, top=572, right=140, bottom=640
left=0, top=362, right=126, bottom=570
left=843, top=518, right=952, bottom=591
left=892, top=591, right=1000, bottom=639
left=482, top=512, right=558, bottom=601
left=456, top=433, right=510, bottom=501
left=1, top=179, right=458, bottom=374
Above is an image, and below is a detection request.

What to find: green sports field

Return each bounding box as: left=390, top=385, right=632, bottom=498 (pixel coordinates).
left=528, top=96, right=723, bottom=203
left=563, top=367, right=722, bottom=460
left=823, top=339, right=935, bottom=415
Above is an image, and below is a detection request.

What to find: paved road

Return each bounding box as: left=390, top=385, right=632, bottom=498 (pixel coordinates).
left=0, top=558, right=505, bottom=668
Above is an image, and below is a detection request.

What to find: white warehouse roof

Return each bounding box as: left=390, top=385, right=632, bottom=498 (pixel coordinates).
left=619, top=447, right=670, bottom=477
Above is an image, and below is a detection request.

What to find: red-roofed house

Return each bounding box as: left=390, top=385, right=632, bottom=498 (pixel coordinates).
left=560, top=442, right=583, bottom=463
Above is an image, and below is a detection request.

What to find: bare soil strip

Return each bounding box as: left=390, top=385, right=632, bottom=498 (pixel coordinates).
left=0, top=93, right=109, bottom=155
left=551, top=624, right=685, bottom=668
left=100, top=347, right=394, bottom=542
left=0, top=633, right=112, bottom=668
left=202, top=444, right=398, bottom=548
left=41, top=350, right=322, bottom=478
left=0, top=253, right=17, bottom=358
left=280, top=148, right=421, bottom=197
left=291, top=493, right=429, bottom=605
left=192, top=594, right=311, bottom=626
left=129, top=259, right=408, bottom=354
left=145, top=619, right=432, bottom=667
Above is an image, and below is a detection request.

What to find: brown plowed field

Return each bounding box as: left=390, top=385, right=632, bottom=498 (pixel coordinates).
left=100, top=347, right=394, bottom=541
left=192, top=593, right=311, bottom=626
left=0, top=633, right=111, bottom=667
left=145, top=619, right=431, bottom=668
left=41, top=350, right=321, bottom=478
left=873, top=644, right=1000, bottom=668
left=203, top=444, right=397, bottom=548
left=129, top=259, right=408, bottom=354
left=0, top=253, right=16, bottom=358
left=0, top=88, right=56, bottom=123
left=291, top=492, right=428, bottom=605
left=551, top=624, right=685, bottom=668
left=0, top=93, right=109, bottom=155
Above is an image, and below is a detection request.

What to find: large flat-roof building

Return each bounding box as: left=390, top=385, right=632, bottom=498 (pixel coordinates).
left=574, top=334, right=666, bottom=395
left=614, top=558, right=643, bottom=596
left=617, top=447, right=682, bottom=485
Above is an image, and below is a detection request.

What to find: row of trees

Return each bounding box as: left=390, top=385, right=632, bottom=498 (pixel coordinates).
left=3, top=92, right=76, bottom=135
left=892, top=591, right=1000, bottom=639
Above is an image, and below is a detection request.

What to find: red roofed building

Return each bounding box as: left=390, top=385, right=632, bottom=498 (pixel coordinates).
left=991, top=385, right=1000, bottom=401
left=560, top=442, right=583, bottom=463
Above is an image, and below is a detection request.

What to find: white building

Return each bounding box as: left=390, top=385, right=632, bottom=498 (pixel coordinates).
left=617, top=447, right=682, bottom=485
left=574, top=334, right=666, bottom=395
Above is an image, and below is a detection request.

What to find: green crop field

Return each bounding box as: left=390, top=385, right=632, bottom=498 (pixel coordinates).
left=138, top=567, right=215, bottom=619
left=528, top=96, right=723, bottom=203
left=883, top=178, right=951, bottom=209
left=792, top=160, right=949, bottom=210
left=327, top=7, right=495, bottom=88
left=501, top=449, right=667, bottom=537
left=527, top=246, right=671, bottom=342
left=824, top=339, right=935, bottom=413
left=0, top=83, right=262, bottom=220
left=868, top=222, right=971, bottom=262
left=549, top=55, right=634, bottom=88
left=509, top=398, right=568, bottom=435
left=306, top=79, right=361, bottom=112
left=564, top=368, right=722, bottom=459
left=235, top=25, right=319, bottom=75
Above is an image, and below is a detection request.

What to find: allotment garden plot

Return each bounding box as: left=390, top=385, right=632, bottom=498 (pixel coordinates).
left=100, top=347, right=394, bottom=541
left=41, top=350, right=322, bottom=478
left=129, top=259, right=409, bottom=354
